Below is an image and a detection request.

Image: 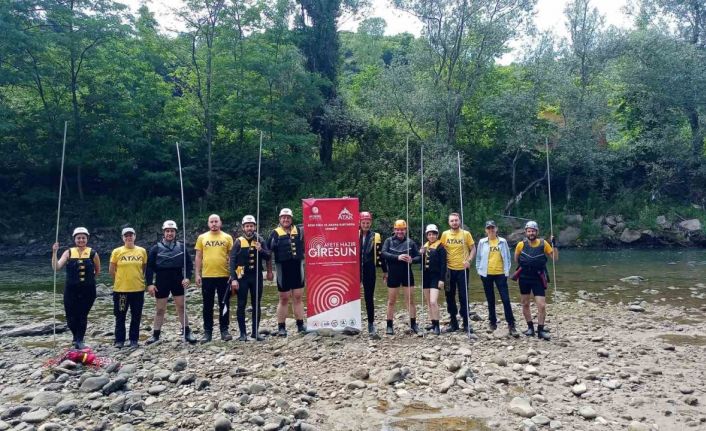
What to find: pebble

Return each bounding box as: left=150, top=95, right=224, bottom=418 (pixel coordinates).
left=521, top=419, right=538, bottom=431
left=350, top=368, right=369, bottom=380
left=627, top=421, right=650, bottom=431
left=628, top=305, right=645, bottom=312
left=679, top=387, right=695, bottom=394
left=347, top=380, right=366, bottom=389
left=572, top=383, right=587, bottom=396
left=509, top=397, right=536, bottom=418
left=525, top=365, right=538, bottom=375
left=438, top=376, right=455, bottom=393
left=531, top=415, right=550, bottom=425
left=21, top=408, right=51, bottom=423
left=578, top=405, right=597, bottom=419
left=29, top=392, right=62, bottom=408
left=684, top=396, right=698, bottom=406
left=597, top=348, right=609, bottom=357
left=38, top=423, right=61, bottom=431
left=213, top=414, right=232, bottom=431
left=294, top=407, right=310, bottom=419
left=250, top=396, right=269, bottom=410
left=173, top=357, right=188, bottom=372
left=79, top=376, right=109, bottom=393
left=249, top=383, right=266, bottom=394
left=54, top=400, right=77, bottom=414
left=148, top=385, right=167, bottom=395
left=444, top=359, right=462, bottom=372
left=384, top=368, right=404, bottom=385
left=549, top=420, right=563, bottom=430
left=102, top=376, right=128, bottom=394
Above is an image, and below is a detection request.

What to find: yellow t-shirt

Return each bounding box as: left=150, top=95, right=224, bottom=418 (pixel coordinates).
left=514, top=239, right=553, bottom=257
left=110, top=246, right=147, bottom=293
left=487, top=238, right=504, bottom=275
left=440, top=229, right=475, bottom=270
left=195, top=231, right=233, bottom=278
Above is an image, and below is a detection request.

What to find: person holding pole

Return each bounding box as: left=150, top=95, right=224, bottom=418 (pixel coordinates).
left=440, top=213, right=476, bottom=333
left=268, top=208, right=305, bottom=336
left=513, top=220, right=557, bottom=341
left=195, top=214, right=234, bottom=342
left=476, top=220, right=519, bottom=337
left=420, top=224, right=446, bottom=336
left=230, top=215, right=272, bottom=341
left=359, top=211, right=387, bottom=335
left=109, top=227, right=147, bottom=348
left=52, top=227, right=101, bottom=349
left=144, top=220, right=197, bottom=344
left=381, top=219, right=420, bottom=335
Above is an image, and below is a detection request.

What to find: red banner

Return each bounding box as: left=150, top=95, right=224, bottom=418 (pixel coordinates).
left=302, top=198, right=360, bottom=331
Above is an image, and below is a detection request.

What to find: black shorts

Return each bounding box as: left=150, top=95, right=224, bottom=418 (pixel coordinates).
left=387, top=264, right=415, bottom=288
left=276, top=260, right=304, bottom=292
left=519, top=279, right=545, bottom=297
left=423, top=274, right=441, bottom=290
left=154, top=270, right=185, bottom=299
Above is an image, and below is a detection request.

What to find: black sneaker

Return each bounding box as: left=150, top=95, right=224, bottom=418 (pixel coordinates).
left=386, top=325, right=394, bottom=335
left=410, top=322, right=420, bottom=334
left=488, top=323, right=498, bottom=332
left=251, top=334, right=265, bottom=341
left=184, top=328, right=198, bottom=344
left=368, top=323, right=376, bottom=334
left=462, top=324, right=474, bottom=334
left=537, top=330, right=551, bottom=341
left=297, top=324, right=307, bottom=334
left=220, top=329, right=233, bottom=341
left=445, top=320, right=459, bottom=333
left=508, top=326, right=520, bottom=338
left=114, top=341, right=124, bottom=349
left=277, top=327, right=287, bottom=337
left=201, top=331, right=212, bottom=343
left=129, top=340, right=139, bottom=349
left=431, top=325, right=441, bottom=336
left=524, top=327, right=535, bottom=337
left=145, top=335, right=160, bottom=345
left=424, top=323, right=434, bottom=331
left=237, top=334, right=248, bottom=341
left=74, top=340, right=85, bottom=349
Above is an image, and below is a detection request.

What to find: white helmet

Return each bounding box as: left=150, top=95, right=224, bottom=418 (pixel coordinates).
left=162, top=220, right=178, bottom=230
left=279, top=208, right=293, bottom=217
left=525, top=221, right=539, bottom=231
left=72, top=227, right=89, bottom=237
left=242, top=215, right=256, bottom=225
left=425, top=224, right=439, bottom=234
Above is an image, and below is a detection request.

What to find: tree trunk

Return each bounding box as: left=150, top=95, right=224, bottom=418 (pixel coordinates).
left=687, top=107, right=703, bottom=157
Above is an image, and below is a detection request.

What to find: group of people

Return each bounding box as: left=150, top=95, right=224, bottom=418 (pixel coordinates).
left=51, top=208, right=556, bottom=349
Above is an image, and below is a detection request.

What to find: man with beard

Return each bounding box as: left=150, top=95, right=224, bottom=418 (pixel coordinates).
left=145, top=220, right=197, bottom=345
left=230, top=215, right=272, bottom=341
left=439, top=212, right=476, bottom=333
left=195, top=214, right=234, bottom=342
left=513, top=221, right=558, bottom=341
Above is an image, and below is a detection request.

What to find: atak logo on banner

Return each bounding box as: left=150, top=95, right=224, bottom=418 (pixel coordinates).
left=302, top=198, right=361, bottom=330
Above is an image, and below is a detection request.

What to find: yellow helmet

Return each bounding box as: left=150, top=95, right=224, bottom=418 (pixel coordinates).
left=394, top=219, right=407, bottom=229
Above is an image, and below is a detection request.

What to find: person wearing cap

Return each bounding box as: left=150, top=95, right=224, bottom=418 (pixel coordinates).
left=440, top=212, right=476, bottom=333
left=420, top=224, right=446, bottom=335
left=359, top=211, right=387, bottom=335
left=52, top=227, right=101, bottom=348
left=381, top=219, right=421, bottom=335
left=195, top=214, right=234, bottom=342
left=513, top=220, right=558, bottom=341
left=144, top=220, right=197, bottom=345
left=268, top=208, right=305, bottom=336
left=229, top=215, right=272, bottom=341
left=109, top=227, right=148, bottom=348
left=476, top=220, right=518, bottom=337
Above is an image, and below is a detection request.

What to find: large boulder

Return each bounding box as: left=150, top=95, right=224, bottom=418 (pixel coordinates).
left=563, top=214, right=583, bottom=226
left=507, top=229, right=525, bottom=245
left=2, top=322, right=67, bottom=337
left=600, top=225, right=616, bottom=238
left=604, top=215, right=618, bottom=227
left=679, top=219, right=702, bottom=232
left=620, top=229, right=642, bottom=244
left=655, top=215, right=671, bottom=230
left=558, top=226, right=581, bottom=246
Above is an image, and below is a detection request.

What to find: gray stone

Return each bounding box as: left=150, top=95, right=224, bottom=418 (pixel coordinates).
left=350, top=368, right=369, bottom=380
left=109, top=396, right=126, bottom=413
left=117, top=364, right=137, bottom=376
left=214, top=414, right=232, bottom=431
left=621, top=275, right=646, bottom=284
left=438, top=376, right=455, bottom=393
left=597, top=348, right=609, bottom=358
left=177, top=373, right=196, bottom=385
left=454, top=366, right=474, bottom=381
left=196, top=378, right=210, bottom=390
left=299, top=423, right=317, bottom=431
left=294, top=407, right=309, bottom=419
left=250, top=415, right=265, bottom=426
left=628, top=422, right=650, bottom=431
left=628, top=304, right=645, bottom=312
left=558, top=226, right=581, bottom=246
left=249, top=396, right=268, bottom=410
left=531, top=415, right=550, bottom=426
left=30, top=392, right=62, bottom=408
left=521, top=419, right=538, bottom=431
left=249, top=383, right=266, bottom=394
left=2, top=322, right=67, bottom=337
left=102, top=376, right=128, bottom=395
left=384, top=368, right=404, bottom=385
left=38, top=423, right=61, bottom=431
left=147, top=385, right=167, bottom=395
left=21, top=408, right=51, bottom=423
left=79, top=376, right=109, bottom=393
left=656, top=215, right=671, bottom=229
left=620, top=229, right=642, bottom=243
left=578, top=405, right=597, bottom=419
left=444, top=359, right=462, bottom=372
left=679, top=387, right=695, bottom=394
left=571, top=383, right=587, bottom=396
left=549, top=420, right=563, bottom=430
left=54, top=400, right=77, bottom=414
left=564, top=214, right=583, bottom=226
left=95, top=283, right=112, bottom=297
left=173, top=357, right=188, bottom=372
left=347, top=380, right=366, bottom=389
left=679, top=219, right=702, bottom=232
left=221, top=402, right=239, bottom=414
left=114, top=425, right=134, bottom=431
left=508, top=397, right=536, bottom=418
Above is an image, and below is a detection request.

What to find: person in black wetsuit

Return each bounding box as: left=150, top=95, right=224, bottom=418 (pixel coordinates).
left=359, top=211, right=387, bottom=335
left=381, top=219, right=420, bottom=335
left=52, top=227, right=101, bottom=349
left=145, top=220, right=197, bottom=344
left=420, top=224, right=446, bottom=335
left=229, top=215, right=271, bottom=341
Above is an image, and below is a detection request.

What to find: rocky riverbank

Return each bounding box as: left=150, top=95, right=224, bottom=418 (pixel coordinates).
left=0, top=294, right=704, bottom=430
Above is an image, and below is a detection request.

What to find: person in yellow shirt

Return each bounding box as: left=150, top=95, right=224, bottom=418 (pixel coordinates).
left=109, top=227, right=147, bottom=348
left=513, top=220, right=558, bottom=341
left=195, top=214, right=234, bottom=342
left=439, top=212, right=476, bottom=334
left=475, top=221, right=518, bottom=338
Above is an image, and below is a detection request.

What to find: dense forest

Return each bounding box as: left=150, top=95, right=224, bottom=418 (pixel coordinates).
left=1, top=0, right=705, bottom=243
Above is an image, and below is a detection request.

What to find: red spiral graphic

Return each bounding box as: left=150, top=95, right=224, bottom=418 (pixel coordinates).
left=308, top=271, right=357, bottom=315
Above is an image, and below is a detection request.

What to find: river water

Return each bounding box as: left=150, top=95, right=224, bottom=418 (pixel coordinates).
left=1, top=249, right=704, bottom=324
